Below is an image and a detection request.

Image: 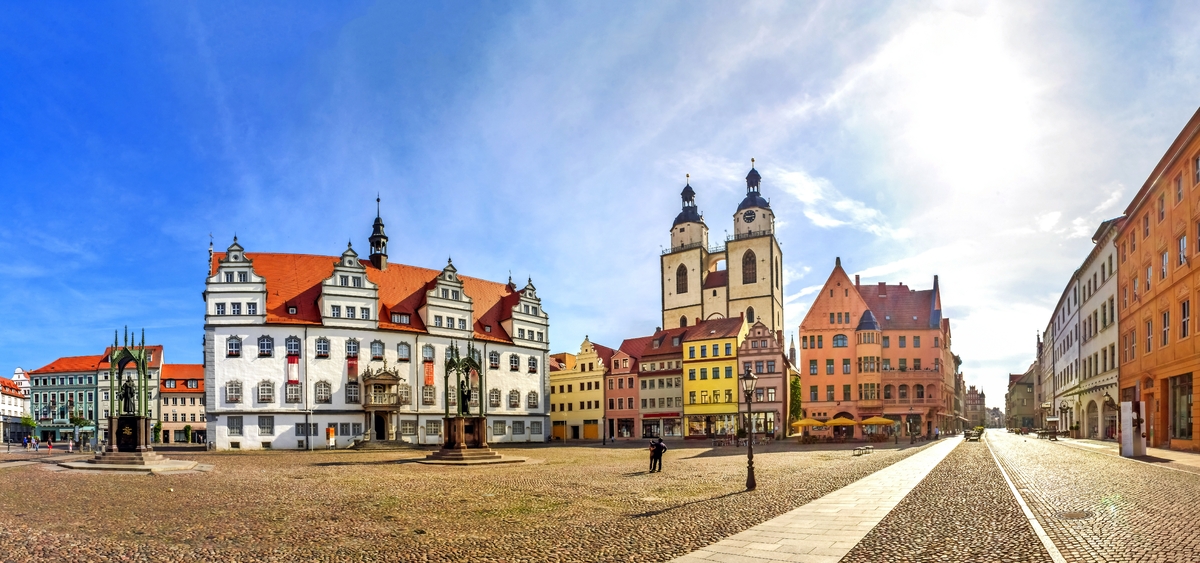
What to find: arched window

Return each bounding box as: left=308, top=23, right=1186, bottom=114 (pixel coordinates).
left=527, top=391, right=539, bottom=409
left=509, top=354, right=520, bottom=371
left=746, top=307, right=755, bottom=324
left=488, top=388, right=501, bottom=408
left=898, top=385, right=909, bottom=399
left=914, top=384, right=925, bottom=399
left=489, top=351, right=500, bottom=369
left=508, top=390, right=520, bottom=408
left=397, top=342, right=411, bottom=361
left=832, top=334, right=848, bottom=348
left=679, top=316, right=688, bottom=328
left=285, top=336, right=301, bottom=357
left=345, top=339, right=359, bottom=358
left=226, top=380, right=242, bottom=403
left=528, top=357, right=538, bottom=373
left=422, top=344, right=435, bottom=362
left=742, top=250, right=757, bottom=284
left=227, top=336, right=242, bottom=358
left=257, top=380, right=274, bottom=404
left=883, top=385, right=894, bottom=400
left=315, top=381, right=332, bottom=404
left=676, top=264, right=689, bottom=294
left=315, top=337, right=330, bottom=358
left=257, top=336, right=274, bottom=357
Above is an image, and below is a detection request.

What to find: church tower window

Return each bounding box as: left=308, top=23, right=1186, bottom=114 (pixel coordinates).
left=680, top=316, right=688, bottom=328
left=676, top=264, right=688, bottom=294
left=746, top=307, right=755, bottom=323
left=742, top=250, right=757, bottom=284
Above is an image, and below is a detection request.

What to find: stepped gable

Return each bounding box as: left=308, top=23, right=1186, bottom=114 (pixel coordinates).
left=29, top=355, right=104, bottom=374
left=210, top=252, right=520, bottom=344
left=858, top=283, right=939, bottom=331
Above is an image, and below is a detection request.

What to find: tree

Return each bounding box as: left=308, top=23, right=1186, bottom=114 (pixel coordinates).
left=788, top=376, right=802, bottom=425
left=953, top=354, right=963, bottom=373
left=20, top=415, right=36, bottom=431
left=152, top=421, right=162, bottom=443
left=183, top=424, right=193, bottom=443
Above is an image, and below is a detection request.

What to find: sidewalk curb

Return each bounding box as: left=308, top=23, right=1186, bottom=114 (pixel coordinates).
left=1053, top=439, right=1200, bottom=477
left=984, top=434, right=1067, bottom=563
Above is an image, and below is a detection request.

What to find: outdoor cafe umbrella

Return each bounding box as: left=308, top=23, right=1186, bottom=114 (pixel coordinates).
left=860, top=416, right=896, bottom=426
left=825, top=417, right=858, bottom=426
left=791, top=418, right=824, bottom=428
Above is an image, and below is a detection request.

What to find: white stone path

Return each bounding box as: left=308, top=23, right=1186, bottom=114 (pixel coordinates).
left=671, top=438, right=959, bottom=563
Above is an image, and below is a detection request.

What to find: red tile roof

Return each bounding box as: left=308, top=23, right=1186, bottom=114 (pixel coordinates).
left=682, top=317, right=745, bottom=342
left=614, top=335, right=656, bottom=373
left=703, top=270, right=728, bottom=289
left=859, top=284, right=939, bottom=331
left=29, top=355, right=103, bottom=374
left=212, top=252, right=522, bottom=343
left=641, top=326, right=691, bottom=359
left=0, top=377, right=22, bottom=396
left=99, top=345, right=164, bottom=370
left=161, top=364, right=205, bottom=393
left=592, top=343, right=617, bottom=370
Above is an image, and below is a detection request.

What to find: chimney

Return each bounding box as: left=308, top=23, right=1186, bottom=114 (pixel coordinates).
left=696, top=317, right=701, bottom=325
left=656, top=326, right=661, bottom=332
left=739, top=311, right=745, bottom=319
left=855, top=275, right=860, bottom=287
left=878, top=282, right=887, bottom=297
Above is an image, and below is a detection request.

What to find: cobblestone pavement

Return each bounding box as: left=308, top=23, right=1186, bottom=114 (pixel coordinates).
left=990, top=431, right=1200, bottom=563
left=841, top=439, right=1051, bottom=563
left=0, top=441, right=931, bottom=562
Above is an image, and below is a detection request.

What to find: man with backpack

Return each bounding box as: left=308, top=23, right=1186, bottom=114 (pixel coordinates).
left=649, top=438, right=667, bottom=473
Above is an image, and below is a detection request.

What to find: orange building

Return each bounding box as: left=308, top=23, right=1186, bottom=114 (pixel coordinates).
left=799, top=258, right=958, bottom=437
left=1115, top=108, right=1200, bottom=451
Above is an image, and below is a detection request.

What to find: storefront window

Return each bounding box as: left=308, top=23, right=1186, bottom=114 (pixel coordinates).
left=1171, top=374, right=1193, bottom=440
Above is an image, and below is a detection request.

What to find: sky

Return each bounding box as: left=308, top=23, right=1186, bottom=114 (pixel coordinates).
left=2, top=1, right=1199, bottom=407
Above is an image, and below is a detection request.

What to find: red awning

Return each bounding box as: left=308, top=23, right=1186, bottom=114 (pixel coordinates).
left=642, top=412, right=681, bottom=419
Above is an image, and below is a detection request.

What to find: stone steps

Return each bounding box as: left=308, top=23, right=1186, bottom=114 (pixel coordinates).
left=418, top=446, right=524, bottom=465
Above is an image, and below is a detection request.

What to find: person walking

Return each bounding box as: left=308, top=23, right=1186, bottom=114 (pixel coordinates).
left=32, top=437, right=39, bottom=452
left=47, top=438, right=53, bottom=454
left=649, top=438, right=667, bottom=472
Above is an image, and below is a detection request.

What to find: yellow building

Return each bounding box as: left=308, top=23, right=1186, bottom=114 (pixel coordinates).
left=549, top=337, right=614, bottom=441
left=681, top=317, right=748, bottom=437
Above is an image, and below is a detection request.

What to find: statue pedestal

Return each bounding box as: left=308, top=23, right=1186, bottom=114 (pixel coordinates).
left=108, top=415, right=152, bottom=453
left=421, top=415, right=518, bottom=465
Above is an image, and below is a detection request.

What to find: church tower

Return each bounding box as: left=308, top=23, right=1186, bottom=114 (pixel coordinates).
left=725, top=160, right=784, bottom=336
left=661, top=176, right=708, bottom=329
left=368, top=196, right=389, bottom=270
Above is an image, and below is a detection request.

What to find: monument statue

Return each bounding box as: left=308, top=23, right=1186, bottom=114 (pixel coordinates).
left=119, top=374, right=137, bottom=415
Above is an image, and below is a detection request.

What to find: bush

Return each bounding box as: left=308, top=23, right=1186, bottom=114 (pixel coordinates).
left=183, top=425, right=193, bottom=443
left=152, top=421, right=162, bottom=443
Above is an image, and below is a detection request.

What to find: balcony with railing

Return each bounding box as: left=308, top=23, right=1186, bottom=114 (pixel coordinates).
left=884, top=396, right=934, bottom=405
left=726, top=229, right=773, bottom=242
left=364, top=392, right=399, bottom=408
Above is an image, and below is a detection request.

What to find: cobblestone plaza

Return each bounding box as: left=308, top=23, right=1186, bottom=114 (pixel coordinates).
left=2, top=433, right=1199, bottom=562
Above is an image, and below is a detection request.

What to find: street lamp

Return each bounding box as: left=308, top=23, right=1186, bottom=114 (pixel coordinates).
left=741, top=367, right=758, bottom=491
left=908, top=406, right=916, bottom=444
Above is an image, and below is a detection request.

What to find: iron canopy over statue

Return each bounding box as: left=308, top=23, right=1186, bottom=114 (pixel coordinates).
left=105, top=328, right=154, bottom=453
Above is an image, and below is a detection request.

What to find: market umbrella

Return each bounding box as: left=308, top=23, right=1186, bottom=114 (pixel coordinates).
left=825, top=417, right=858, bottom=426
left=861, top=416, right=896, bottom=425
left=791, top=418, right=824, bottom=428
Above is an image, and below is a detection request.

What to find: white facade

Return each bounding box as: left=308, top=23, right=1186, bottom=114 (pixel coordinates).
left=1072, top=219, right=1123, bottom=439
left=204, top=226, right=551, bottom=450
left=12, top=368, right=30, bottom=406
left=1052, top=275, right=1081, bottom=430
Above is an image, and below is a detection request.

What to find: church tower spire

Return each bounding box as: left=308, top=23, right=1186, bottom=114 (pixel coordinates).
left=369, top=194, right=389, bottom=270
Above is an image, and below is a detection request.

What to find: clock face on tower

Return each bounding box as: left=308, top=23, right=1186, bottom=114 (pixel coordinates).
left=742, top=210, right=756, bottom=223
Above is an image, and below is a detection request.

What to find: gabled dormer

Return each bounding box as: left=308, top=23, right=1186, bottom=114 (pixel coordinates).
left=204, top=237, right=267, bottom=326
left=501, top=277, right=550, bottom=349
left=318, top=241, right=379, bottom=329
left=419, top=258, right=475, bottom=336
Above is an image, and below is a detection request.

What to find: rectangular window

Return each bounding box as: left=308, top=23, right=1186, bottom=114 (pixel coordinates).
left=809, top=360, right=817, bottom=375
left=1163, top=251, right=1169, bottom=279
left=699, top=346, right=706, bottom=358
left=258, top=416, right=274, bottom=436
left=1184, top=300, right=1192, bottom=339
left=913, top=336, right=920, bottom=348
left=228, top=416, right=243, bottom=436
left=1170, top=374, right=1193, bottom=440
left=914, top=359, right=921, bottom=370
left=766, top=360, right=775, bottom=373
left=340, top=275, right=349, bottom=286
left=688, top=369, right=696, bottom=380
left=1159, top=194, right=1166, bottom=221
left=1182, top=236, right=1189, bottom=266
left=688, top=346, right=695, bottom=359
left=725, top=389, right=733, bottom=403
left=401, top=421, right=417, bottom=435
left=843, top=384, right=851, bottom=401
left=725, top=343, right=732, bottom=355
left=829, top=313, right=835, bottom=324
left=689, top=391, right=696, bottom=404
left=247, top=303, right=257, bottom=315
left=215, top=303, right=226, bottom=315
left=725, top=366, right=733, bottom=378
left=842, top=359, right=851, bottom=374
left=641, top=398, right=647, bottom=409
left=826, top=385, right=834, bottom=401
left=817, top=336, right=822, bottom=348
left=353, top=276, right=363, bottom=288
left=767, top=387, right=776, bottom=402
left=899, top=358, right=907, bottom=370
left=825, top=359, right=834, bottom=375
left=1163, top=311, right=1171, bottom=346
left=700, top=368, right=707, bottom=380
left=899, top=336, right=906, bottom=348
left=754, top=361, right=764, bottom=374
left=331, top=305, right=341, bottom=318
left=882, top=336, right=889, bottom=348
left=809, top=385, right=818, bottom=401
left=883, top=358, right=891, bottom=370
left=225, top=272, right=234, bottom=282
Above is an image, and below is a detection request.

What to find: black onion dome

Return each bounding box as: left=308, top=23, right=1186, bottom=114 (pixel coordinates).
left=681, top=183, right=696, bottom=202
left=737, top=192, right=771, bottom=211
left=746, top=167, right=762, bottom=188
left=673, top=206, right=703, bottom=226
left=856, top=310, right=880, bottom=331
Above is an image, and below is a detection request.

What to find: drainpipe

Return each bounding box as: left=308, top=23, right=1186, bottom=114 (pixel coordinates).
left=304, top=326, right=311, bottom=452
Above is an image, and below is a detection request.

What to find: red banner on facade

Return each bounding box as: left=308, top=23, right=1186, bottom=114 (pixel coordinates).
left=347, top=357, right=358, bottom=382
left=424, top=361, right=434, bottom=386
left=287, top=355, right=299, bottom=383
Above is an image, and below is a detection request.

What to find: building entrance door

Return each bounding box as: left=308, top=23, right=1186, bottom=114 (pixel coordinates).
left=570, top=425, right=580, bottom=440
left=374, top=413, right=387, bottom=440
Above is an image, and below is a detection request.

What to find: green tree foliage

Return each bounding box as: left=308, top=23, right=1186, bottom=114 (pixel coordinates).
left=153, top=420, right=162, bottom=443
left=789, top=376, right=802, bottom=424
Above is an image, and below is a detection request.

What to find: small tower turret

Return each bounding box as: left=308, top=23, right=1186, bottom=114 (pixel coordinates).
left=368, top=195, right=389, bottom=270
left=734, top=158, right=776, bottom=236
left=670, top=174, right=709, bottom=249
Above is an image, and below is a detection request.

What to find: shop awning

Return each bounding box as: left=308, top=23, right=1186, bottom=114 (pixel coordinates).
left=642, top=413, right=680, bottom=419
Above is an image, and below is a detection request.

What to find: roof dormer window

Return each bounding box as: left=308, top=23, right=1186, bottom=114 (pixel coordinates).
left=484, top=325, right=492, bottom=333
left=451, top=290, right=460, bottom=300
left=441, top=289, right=449, bottom=299
left=288, top=306, right=297, bottom=315
left=340, top=276, right=349, bottom=287
left=353, top=276, right=363, bottom=288
left=238, top=271, right=248, bottom=283
left=224, top=272, right=234, bottom=282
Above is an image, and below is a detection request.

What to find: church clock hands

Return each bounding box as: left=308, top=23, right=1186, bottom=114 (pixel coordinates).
left=742, top=210, right=756, bottom=223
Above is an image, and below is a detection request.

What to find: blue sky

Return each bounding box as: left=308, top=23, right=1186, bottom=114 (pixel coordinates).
left=3, top=1, right=1199, bottom=405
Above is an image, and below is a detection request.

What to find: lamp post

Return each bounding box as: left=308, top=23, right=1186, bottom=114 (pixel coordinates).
left=741, top=367, right=758, bottom=491
left=908, top=406, right=916, bottom=444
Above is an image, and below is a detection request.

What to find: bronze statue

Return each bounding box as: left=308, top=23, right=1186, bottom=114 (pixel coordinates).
left=119, top=374, right=137, bottom=415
